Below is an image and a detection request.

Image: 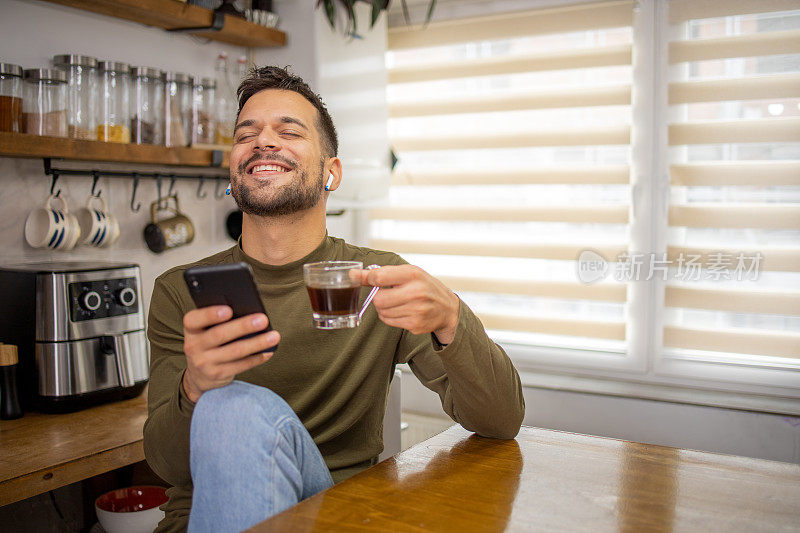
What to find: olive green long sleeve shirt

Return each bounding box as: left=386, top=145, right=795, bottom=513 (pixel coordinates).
left=143, top=235, right=525, bottom=532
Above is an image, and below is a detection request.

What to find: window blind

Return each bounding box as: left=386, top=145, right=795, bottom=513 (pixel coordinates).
left=373, top=0, right=635, bottom=351
left=665, top=0, right=800, bottom=360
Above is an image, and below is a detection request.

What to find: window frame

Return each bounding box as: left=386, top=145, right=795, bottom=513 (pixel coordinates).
left=382, top=0, right=800, bottom=413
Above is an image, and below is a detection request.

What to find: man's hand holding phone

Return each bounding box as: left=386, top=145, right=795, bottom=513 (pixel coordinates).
left=181, top=306, right=280, bottom=403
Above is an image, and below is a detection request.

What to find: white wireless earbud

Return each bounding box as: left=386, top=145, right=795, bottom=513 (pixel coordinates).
left=225, top=183, right=231, bottom=195
left=324, top=174, right=334, bottom=191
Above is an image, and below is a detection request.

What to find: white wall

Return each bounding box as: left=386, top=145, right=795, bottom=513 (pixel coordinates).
left=256, top=0, right=319, bottom=86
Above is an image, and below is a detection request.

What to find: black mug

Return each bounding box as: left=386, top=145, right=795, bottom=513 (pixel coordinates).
left=226, top=209, right=243, bottom=241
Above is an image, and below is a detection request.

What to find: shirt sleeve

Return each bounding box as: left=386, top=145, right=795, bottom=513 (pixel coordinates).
left=394, top=297, right=526, bottom=440
left=143, top=273, right=196, bottom=488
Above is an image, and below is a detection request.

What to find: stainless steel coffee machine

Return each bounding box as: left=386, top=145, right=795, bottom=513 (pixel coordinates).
left=0, top=262, right=149, bottom=412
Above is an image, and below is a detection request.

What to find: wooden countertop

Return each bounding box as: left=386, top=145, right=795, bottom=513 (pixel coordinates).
left=252, top=425, right=800, bottom=532
left=0, top=390, right=148, bottom=507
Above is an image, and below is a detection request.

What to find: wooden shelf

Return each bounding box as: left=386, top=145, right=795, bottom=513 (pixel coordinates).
left=41, top=0, right=286, bottom=48
left=0, top=132, right=230, bottom=168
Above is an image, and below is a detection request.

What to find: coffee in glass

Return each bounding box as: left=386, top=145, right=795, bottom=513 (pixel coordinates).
left=303, top=261, right=364, bottom=329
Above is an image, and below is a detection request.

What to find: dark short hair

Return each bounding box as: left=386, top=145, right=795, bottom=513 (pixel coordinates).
left=237, top=65, right=339, bottom=158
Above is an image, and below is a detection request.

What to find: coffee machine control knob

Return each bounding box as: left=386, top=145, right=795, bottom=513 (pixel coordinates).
left=80, top=291, right=102, bottom=311
left=116, top=287, right=137, bottom=307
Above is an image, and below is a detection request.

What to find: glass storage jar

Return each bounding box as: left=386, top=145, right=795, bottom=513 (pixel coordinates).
left=164, top=72, right=192, bottom=147
left=193, top=77, right=216, bottom=145
left=22, top=68, right=67, bottom=137
left=98, top=60, right=130, bottom=143
left=52, top=54, right=97, bottom=140
left=0, top=63, right=23, bottom=133
left=130, top=66, right=164, bottom=145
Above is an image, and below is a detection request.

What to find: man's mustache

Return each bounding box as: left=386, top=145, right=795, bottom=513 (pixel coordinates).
left=237, top=153, right=297, bottom=175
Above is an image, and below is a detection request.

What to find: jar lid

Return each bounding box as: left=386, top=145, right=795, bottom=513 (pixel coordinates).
left=0, top=63, right=23, bottom=77
left=165, top=72, right=191, bottom=84
left=23, top=68, right=67, bottom=83
left=53, top=54, right=98, bottom=68
left=98, top=60, right=130, bottom=73
left=130, top=66, right=164, bottom=79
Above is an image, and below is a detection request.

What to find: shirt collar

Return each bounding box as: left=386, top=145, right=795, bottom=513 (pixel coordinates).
left=232, top=233, right=334, bottom=285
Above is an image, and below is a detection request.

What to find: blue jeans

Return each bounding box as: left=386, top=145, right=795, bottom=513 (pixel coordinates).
left=188, top=381, right=334, bottom=532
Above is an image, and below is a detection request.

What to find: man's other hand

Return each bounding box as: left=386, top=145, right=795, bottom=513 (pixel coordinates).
left=357, top=265, right=460, bottom=344
left=181, top=306, right=280, bottom=403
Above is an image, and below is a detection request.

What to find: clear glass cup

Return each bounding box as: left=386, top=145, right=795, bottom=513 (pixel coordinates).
left=53, top=54, right=97, bottom=140
left=97, top=60, right=130, bottom=143
left=22, top=68, right=67, bottom=137
left=303, top=261, right=365, bottom=329
left=130, top=66, right=164, bottom=145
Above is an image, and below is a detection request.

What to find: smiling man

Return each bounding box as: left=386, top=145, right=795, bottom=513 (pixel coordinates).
left=143, top=66, right=525, bottom=533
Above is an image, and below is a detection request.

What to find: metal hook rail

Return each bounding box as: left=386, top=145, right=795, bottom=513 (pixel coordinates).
left=42, top=159, right=230, bottom=212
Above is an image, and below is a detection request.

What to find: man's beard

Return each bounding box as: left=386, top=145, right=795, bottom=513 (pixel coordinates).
left=231, top=154, right=325, bottom=217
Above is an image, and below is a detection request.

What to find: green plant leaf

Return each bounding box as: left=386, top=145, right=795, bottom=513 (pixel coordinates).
left=340, top=0, right=357, bottom=35
left=314, top=0, right=434, bottom=38
left=423, top=0, right=436, bottom=27
left=370, top=0, right=382, bottom=28
left=318, top=0, right=336, bottom=30
left=400, top=0, right=411, bottom=25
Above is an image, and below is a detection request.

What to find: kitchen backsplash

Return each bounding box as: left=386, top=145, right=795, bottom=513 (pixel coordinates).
left=0, top=156, right=237, bottom=315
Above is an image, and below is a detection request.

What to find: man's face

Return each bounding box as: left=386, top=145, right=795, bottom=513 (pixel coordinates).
left=229, top=89, right=327, bottom=217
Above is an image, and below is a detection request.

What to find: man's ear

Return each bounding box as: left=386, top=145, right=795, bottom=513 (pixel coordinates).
left=325, top=158, right=343, bottom=192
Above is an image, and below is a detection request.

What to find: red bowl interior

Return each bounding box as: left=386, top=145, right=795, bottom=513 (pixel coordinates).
left=96, top=486, right=168, bottom=513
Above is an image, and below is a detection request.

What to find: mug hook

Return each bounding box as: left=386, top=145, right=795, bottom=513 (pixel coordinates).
left=156, top=174, right=163, bottom=210
left=168, top=175, right=176, bottom=197
left=196, top=176, right=207, bottom=200
left=50, top=172, right=61, bottom=197
left=90, top=171, right=102, bottom=198
left=130, top=173, right=141, bottom=212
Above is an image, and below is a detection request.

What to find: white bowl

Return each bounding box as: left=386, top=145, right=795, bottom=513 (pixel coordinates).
left=95, top=486, right=167, bottom=533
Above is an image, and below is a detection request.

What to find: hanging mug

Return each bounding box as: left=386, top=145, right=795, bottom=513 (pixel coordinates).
left=76, top=194, right=120, bottom=248
left=24, top=194, right=81, bottom=250
left=144, top=194, right=195, bottom=253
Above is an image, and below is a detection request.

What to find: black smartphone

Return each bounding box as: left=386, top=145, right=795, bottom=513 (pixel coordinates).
left=184, top=262, right=278, bottom=352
